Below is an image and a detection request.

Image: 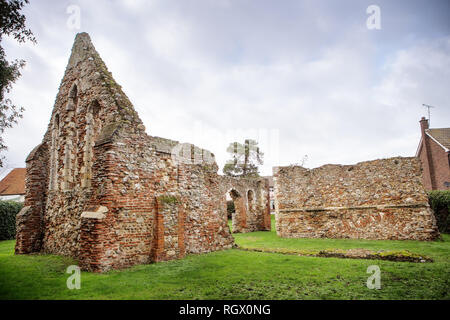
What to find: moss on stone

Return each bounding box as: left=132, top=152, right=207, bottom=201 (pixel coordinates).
left=158, top=195, right=178, bottom=205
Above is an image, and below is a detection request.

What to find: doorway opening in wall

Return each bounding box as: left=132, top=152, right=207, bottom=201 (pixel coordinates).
left=226, top=189, right=241, bottom=233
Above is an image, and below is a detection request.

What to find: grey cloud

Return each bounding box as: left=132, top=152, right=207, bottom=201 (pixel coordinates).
left=1, top=0, right=449, bottom=178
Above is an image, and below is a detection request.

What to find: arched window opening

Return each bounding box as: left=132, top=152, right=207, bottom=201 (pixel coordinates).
left=90, top=100, right=100, bottom=118
left=67, top=83, right=78, bottom=111
left=81, top=100, right=102, bottom=188
left=49, top=113, right=60, bottom=191
left=227, top=189, right=244, bottom=234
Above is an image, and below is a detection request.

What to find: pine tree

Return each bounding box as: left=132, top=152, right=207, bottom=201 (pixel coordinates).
left=223, top=139, right=263, bottom=177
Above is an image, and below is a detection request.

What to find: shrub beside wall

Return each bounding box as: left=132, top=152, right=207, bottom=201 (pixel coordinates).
left=428, top=191, right=450, bottom=234
left=0, top=201, right=24, bottom=240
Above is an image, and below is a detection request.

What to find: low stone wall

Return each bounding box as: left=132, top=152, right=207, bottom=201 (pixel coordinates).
left=273, top=157, right=440, bottom=240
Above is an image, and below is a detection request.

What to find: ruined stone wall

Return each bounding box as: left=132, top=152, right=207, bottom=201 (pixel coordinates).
left=78, top=128, right=161, bottom=271
left=16, top=32, right=147, bottom=259
left=77, top=128, right=269, bottom=271
left=274, top=157, right=439, bottom=240
left=16, top=33, right=270, bottom=272
left=178, top=161, right=234, bottom=254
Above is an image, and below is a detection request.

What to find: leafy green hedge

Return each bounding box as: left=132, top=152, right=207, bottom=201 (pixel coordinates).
left=428, top=191, right=450, bottom=233
left=0, top=201, right=23, bottom=240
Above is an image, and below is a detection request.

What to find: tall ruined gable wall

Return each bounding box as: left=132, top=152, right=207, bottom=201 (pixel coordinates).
left=16, top=33, right=271, bottom=272
left=32, top=33, right=146, bottom=258
left=274, top=157, right=439, bottom=240
left=16, top=32, right=147, bottom=259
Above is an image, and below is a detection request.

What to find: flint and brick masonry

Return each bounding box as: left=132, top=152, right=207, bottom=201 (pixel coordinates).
left=15, top=33, right=271, bottom=272
left=273, top=157, right=439, bottom=240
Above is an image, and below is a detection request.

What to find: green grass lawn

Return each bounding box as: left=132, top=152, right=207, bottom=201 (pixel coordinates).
left=233, top=216, right=450, bottom=261
left=0, top=216, right=448, bottom=300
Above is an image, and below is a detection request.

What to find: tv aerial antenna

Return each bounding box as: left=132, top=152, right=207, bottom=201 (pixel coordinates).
left=422, top=104, right=436, bottom=126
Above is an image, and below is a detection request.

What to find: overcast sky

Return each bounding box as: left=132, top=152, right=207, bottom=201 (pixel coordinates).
left=1, top=0, right=449, bottom=177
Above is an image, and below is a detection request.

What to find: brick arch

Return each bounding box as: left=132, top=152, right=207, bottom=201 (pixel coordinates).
left=226, top=188, right=246, bottom=233
left=219, top=177, right=271, bottom=234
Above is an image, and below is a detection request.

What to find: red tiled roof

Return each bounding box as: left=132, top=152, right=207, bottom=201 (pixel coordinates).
left=0, top=168, right=26, bottom=195
left=426, top=128, right=450, bottom=150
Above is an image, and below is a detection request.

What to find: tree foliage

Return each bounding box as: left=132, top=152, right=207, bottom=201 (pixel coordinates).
left=0, top=200, right=23, bottom=240
left=223, top=139, right=263, bottom=177
left=0, top=0, right=35, bottom=167
left=428, top=190, right=450, bottom=233
left=226, top=200, right=235, bottom=219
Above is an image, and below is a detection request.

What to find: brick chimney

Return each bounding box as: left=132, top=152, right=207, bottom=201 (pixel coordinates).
left=420, top=117, right=429, bottom=136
